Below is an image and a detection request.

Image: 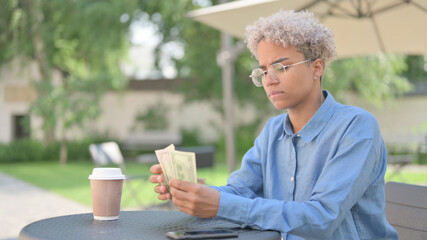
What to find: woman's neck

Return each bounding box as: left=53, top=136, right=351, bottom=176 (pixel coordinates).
left=288, top=91, right=325, bottom=134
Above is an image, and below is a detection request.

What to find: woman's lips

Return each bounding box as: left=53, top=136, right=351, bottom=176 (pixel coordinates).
left=268, top=91, right=285, bottom=98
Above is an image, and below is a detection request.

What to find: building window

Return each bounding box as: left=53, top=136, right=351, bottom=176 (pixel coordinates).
left=13, top=115, right=30, bottom=140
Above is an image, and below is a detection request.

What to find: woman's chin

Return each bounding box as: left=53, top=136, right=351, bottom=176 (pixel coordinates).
left=271, top=101, right=289, bottom=110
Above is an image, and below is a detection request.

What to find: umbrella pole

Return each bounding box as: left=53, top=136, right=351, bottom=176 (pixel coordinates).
left=218, top=31, right=237, bottom=173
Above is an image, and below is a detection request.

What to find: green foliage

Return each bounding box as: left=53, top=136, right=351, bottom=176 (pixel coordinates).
left=180, top=127, right=203, bottom=147
left=138, top=1, right=259, bottom=108
left=133, top=102, right=170, bottom=131
left=139, top=1, right=417, bottom=112
left=0, top=0, right=138, bottom=146
left=65, top=139, right=93, bottom=161
left=0, top=138, right=106, bottom=163
left=0, top=0, right=140, bottom=163
left=2, top=1, right=419, bottom=164
left=42, top=141, right=61, bottom=161
left=419, top=153, right=427, bottom=165
left=39, top=140, right=93, bottom=162
left=137, top=1, right=274, bottom=147
left=1, top=0, right=136, bottom=67
left=0, top=0, right=32, bottom=65
left=138, top=1, right=223, bottom=102
left=214, top=118, right=263, bottom=163
left=403, top=55, right=427, bottom=83
left=0, top=139, right=44, bottom=163
left=324, top=54, right=413, bottom=107
left=235, top=119, right=263, bottom=156
left=138, top=2, right=417, bottom=150
left=0, top=143, right=5, bottom=162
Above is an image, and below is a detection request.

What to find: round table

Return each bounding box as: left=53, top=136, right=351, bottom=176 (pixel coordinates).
left=19, top=211, right=281, bottom=240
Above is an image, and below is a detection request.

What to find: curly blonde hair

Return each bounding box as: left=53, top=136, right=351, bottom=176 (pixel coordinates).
left=245, top=10, right=336, bottom=67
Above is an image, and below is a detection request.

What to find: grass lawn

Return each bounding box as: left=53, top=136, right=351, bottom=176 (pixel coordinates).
left=384, top=168, right=427, bottom=185
left=0, top=161, right=230, bottom=208
left=0, top=161, right=426, bottom=209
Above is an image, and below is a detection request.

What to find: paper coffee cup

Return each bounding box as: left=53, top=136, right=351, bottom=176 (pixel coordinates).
left=89, top=168, right=125, bottom=220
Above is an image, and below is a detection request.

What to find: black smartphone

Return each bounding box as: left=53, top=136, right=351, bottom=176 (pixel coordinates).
left=166, top=229, right=239, bottom=239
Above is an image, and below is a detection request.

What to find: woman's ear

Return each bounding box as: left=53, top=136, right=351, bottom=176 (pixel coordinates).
left=312, top=58, right=324, bottom=79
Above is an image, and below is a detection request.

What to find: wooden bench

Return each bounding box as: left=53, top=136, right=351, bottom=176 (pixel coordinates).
left=385, top=181, right=427, bottom=240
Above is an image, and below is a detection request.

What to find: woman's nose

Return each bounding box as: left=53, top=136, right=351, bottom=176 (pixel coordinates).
left=263, top=70, right=278, bottom=86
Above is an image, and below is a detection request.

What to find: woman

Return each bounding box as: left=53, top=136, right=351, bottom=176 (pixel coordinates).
left=150, top=10, right=398, bottom=239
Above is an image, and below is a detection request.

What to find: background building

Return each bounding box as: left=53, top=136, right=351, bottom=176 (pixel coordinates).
left=1, top=59, right=426, bottom=148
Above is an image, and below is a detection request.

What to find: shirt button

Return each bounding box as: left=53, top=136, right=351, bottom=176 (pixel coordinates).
left=290, top=177, right=294, bottom=182
left=296, top=134, right=300, bottom=137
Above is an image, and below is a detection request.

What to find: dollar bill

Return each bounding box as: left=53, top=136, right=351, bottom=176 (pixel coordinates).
left=155, top=144, right=198, bottom=190
left=155, top=144, right=176, bottom=190
left=170, top=150, right=197, bottom=184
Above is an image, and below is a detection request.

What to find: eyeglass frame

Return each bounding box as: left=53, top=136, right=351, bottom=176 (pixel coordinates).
left=249, top=59, right=314, bottom=87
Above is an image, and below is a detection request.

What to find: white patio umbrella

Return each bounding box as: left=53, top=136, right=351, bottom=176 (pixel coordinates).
left=187, top=0, right=427, bottom=171
left=188, top=0, right=427, bottom=58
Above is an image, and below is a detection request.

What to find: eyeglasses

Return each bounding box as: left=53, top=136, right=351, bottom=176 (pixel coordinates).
left=249, top=59, right=312, bottom=87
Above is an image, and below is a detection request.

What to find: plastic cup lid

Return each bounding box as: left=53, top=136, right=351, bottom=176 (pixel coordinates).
left=89, top=168, right=125, bottom=180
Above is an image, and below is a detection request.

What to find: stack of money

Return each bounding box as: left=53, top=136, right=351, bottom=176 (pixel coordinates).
left=155, top=144, right=197, bottom=190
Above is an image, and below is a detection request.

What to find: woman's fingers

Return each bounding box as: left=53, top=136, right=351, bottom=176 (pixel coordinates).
left=157, top=192, right=171, bottom=201
left=154, top=184, right=167, bottom=193
left=149, top=174, right=163, bottom=184
left=150, top=164, right=163, bottom=174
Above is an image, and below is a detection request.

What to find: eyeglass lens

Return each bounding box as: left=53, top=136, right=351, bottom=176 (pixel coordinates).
left=251, top=59, right=312, bottom=87
left=252, top=63, right=286, bottom=86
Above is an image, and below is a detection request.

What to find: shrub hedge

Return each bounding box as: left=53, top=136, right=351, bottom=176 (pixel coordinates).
left=0, top=138, right=105, bottom=163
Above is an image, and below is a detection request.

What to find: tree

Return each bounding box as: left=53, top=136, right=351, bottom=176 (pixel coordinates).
left=137, top=1, right=414, bottom=145
left=138, top=0, right=271, bottom=113
left=403, top=55, right=427, bottom=83
left=0, top=0, right=139, bottom=164
left=324, top=54, right=413, bottom=107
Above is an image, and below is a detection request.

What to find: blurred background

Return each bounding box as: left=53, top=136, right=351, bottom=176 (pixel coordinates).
left=0, top=1, right=426, bottom=238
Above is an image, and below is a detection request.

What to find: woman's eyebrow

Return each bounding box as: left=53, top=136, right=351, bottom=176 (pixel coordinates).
left=259, top=57, right=290, bottom=68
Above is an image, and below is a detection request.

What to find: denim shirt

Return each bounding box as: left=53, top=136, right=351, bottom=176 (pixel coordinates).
left=211, top=91, right=398, bottom=240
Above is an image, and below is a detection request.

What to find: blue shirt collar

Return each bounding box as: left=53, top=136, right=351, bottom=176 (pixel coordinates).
left=282, top=90, right=337, bottom=142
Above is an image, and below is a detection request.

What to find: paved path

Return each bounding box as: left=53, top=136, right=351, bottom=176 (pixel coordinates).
left=0, top=172, right=91, bottom=240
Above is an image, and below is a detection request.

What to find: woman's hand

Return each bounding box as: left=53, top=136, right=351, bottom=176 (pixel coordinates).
left=169, top=179, right=220, bottom=218
left=149, top=164, right=171, bottom=200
